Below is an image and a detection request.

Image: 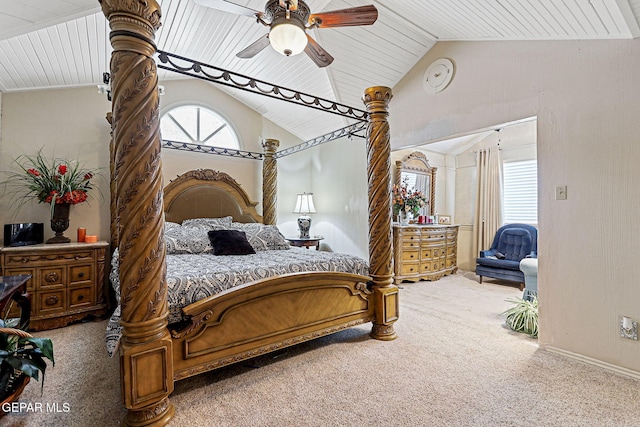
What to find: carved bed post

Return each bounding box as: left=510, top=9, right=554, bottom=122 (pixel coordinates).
left=363, top=86, right=399, bottom=341
left=106, top=112, right=118, bottom=252
left=100, top=1, right=175, bottom=426
left=262, top=138, right=279, bottom=225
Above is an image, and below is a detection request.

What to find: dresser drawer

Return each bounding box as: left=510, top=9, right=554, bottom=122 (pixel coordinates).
left=421, top=260, right=447, bottom=273
left=39, top=267, right=65, bottom=289
left=400, top=262, right=419, bottom=275
left=70, top=264, right=93, bottom=285
left=37, top=290, right=66, bottom=314
left=401, top=250, right=419, bottom=262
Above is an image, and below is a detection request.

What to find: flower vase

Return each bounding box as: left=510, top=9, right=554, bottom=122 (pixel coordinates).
left=47, top=203, right=71, bottom=244
left=399, top=211, right=409, bottom=225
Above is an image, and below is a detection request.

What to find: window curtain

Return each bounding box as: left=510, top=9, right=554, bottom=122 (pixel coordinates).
left=472, top=146, right=504, bottom=258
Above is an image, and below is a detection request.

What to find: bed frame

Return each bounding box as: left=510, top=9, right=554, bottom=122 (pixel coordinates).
left=100, top=2, right=397, bottom=426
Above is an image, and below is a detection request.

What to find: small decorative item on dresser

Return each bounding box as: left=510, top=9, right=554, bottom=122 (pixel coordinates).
left=84, top=235, right=98, bottom=243
left=77, top=227, right=86, bottom=242
left=438, top=215, right=452, bottom=224
left=1, top=149, right=99, bottom=244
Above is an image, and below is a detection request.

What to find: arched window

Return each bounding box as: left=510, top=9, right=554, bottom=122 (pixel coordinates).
left=160, top=105, right=239, bottom=148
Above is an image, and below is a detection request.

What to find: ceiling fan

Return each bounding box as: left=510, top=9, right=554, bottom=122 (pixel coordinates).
left=193, top=0, right=379, bottom=67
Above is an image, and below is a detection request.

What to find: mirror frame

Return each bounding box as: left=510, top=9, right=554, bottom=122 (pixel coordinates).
left=395, top=151, right=437, bottom=216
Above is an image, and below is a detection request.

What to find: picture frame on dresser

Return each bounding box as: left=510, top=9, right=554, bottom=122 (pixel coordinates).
left=438, top=215, right=452, bottom=224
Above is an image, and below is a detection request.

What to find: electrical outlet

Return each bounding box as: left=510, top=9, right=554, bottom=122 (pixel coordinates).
left=620, top=316, right=638, bottom=340
left=555, top=185, right=567, bottom=200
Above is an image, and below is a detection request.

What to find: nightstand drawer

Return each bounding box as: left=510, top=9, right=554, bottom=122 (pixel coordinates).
left=2, top=267, right=36, bottom=292
left=39, top=267, right=65, bottom=289
left=70, top=265, right=92, bottom=285
left=37, top=290, right=66, bottom=314
left=69, top=286, right=94, bottom=308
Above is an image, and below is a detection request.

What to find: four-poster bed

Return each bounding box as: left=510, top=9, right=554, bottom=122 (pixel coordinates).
left=100, top=1, right=397, bottom=426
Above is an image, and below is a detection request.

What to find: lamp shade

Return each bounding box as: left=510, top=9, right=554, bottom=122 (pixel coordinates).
left=269, top=19, right=308, bottom=56
left=293, top=193, right=316, bottom=214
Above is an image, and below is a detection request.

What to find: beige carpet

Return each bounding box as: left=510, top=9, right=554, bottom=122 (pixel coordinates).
left=5, top=271, right=640, bottom=427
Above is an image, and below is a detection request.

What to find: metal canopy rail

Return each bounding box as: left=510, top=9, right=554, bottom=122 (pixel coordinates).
left=274, top=121, right=367, bottom=158
left=161, top=121, right=366, bottom=159
left=156, top=50, right=368, bottom=121
left=156, top=50, right=368, bottom=160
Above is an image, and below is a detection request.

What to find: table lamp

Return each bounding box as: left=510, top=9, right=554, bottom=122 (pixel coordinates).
left=293, top=193, right=316, bottom=238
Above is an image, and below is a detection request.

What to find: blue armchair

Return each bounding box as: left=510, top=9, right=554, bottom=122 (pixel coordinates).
left=476, top=223, right=537, bottom=287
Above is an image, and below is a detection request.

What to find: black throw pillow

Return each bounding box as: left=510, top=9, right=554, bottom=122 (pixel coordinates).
left=208, top=230, right=256, bottom=255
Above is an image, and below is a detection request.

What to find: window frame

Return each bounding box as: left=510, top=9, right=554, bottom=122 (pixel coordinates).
left=159, top=103, right=240, bottom=149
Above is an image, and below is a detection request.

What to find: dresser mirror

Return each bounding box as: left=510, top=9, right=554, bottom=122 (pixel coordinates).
left=395, top=151, right=436, bottom=216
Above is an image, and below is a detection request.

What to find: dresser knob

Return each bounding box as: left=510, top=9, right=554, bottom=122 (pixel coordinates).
left=78, top=272, right=85, bottom=278
left=45, top=272, right=59, bottom=282
left=78, top=295, right=84, bottom=301
left=45, top=295, right=59, bottom=306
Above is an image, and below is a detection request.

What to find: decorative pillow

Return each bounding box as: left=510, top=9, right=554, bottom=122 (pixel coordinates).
left=182, top=216, right=233, bottom=229
left=228, top=223, right=290, bottom=251
left=165, top=225, right=212, bottom=254
left=208, top=230, right=256, bottom=256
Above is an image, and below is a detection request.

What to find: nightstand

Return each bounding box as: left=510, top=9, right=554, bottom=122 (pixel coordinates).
left=286, top=236, right=324, bottom=250
left=0, top=241, right=109, bottom=331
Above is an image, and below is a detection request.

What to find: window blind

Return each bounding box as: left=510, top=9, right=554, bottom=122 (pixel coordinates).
left=503, top=159, right=538, bottom=225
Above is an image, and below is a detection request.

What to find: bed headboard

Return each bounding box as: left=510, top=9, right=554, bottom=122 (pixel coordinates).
left=163, top=169, right=262, bottom=224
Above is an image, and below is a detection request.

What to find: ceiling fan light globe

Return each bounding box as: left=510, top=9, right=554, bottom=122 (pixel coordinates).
left=269, top=21, right=307, bottom=56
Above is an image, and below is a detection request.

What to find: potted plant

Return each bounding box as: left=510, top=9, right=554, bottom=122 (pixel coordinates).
left=392, top=177, right=427, bottom=224
left=1, top=149, right=98, bottom=243
left=0, top=319, right=54, bottom=406
left=501, top=295, right=538, bottom=338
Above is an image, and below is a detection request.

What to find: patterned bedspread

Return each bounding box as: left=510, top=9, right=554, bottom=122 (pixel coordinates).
left=105, top=247, right=369, bottom=356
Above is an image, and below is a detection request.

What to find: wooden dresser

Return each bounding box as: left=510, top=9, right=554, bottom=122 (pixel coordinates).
left=0, top=241, right=109, bottom=331
left=393, top=224, right=459, bottom=284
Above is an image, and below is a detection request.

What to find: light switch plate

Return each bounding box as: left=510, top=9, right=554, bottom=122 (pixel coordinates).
left=555, top=185, right=567, bottom=200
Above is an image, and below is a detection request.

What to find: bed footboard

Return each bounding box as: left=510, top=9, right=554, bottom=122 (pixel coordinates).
left=170, top=271, right=373, bottom=380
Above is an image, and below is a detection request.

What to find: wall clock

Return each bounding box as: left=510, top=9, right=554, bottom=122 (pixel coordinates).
left=423, top=58, right=454, bottom=94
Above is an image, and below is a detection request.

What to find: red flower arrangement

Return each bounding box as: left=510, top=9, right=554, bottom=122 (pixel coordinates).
left=3, top=150, right=97, bottom=209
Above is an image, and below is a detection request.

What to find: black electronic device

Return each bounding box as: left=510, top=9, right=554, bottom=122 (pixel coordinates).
left=3, top=223, right=44, bottom=247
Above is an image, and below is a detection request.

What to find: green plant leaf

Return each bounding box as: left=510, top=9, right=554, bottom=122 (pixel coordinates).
left=500, top=296, right=538, bottom=338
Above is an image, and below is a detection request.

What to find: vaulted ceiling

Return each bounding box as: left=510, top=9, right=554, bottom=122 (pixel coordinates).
left=1, top=0, right=639, bottom=142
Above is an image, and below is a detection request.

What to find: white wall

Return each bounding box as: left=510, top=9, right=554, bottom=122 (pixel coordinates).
left=0, top=79, right=303, bottom=245
left=390, top=39, right=640, bottom=374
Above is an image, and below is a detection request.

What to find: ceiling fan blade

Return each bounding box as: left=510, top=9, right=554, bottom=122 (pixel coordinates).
left=308, top=5, right=378, bottom=28
left=236, top=34, right=271, bottom=58
left=304, top=34, right=334, bottom=68
left=193, top=0, right=261, bottom=18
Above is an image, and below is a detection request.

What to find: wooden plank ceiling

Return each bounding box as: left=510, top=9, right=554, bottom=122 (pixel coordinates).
left=1, top=0, right=639, bottom=141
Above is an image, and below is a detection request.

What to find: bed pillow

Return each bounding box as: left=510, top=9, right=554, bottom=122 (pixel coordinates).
left=165, top=225, right=212, bottom=254
left=228, top=223, right=290, bottom=251
left=165, top=221, right=181, bottom=231
left=182, top=216, right=233, bottom=229
left=208, top=230, right=256, bottom=255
